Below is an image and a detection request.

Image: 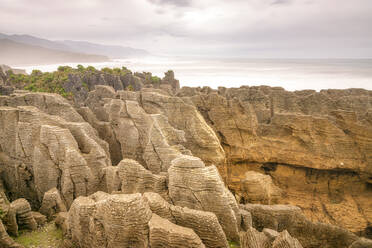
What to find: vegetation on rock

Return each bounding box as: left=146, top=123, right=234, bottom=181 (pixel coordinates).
left=5, top=65, right=173, bottom=100
left=6, top=65, right=133, bottom=99
left=13, top=222, right=63, bottom=248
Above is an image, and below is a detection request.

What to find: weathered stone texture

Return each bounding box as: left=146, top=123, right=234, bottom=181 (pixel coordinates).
left=67, top=192, right=152, bottom=248
left=168, top=155, right=240, bottom=241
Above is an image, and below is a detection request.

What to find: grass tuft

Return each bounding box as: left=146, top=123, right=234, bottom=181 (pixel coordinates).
left=228, top=240, right=240, bottom=248
left=13, top=222, right=63, bottom=248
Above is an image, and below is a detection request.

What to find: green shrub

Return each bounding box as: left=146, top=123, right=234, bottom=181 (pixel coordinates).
left=151, top=76, right=161, bottom=84
left=86, top=66, right=96, bottom=72
left=57, top=66, right=72, bottom=72
left=126, top=85, right=134, bottom=91
left=102, top=67, right=113, bottom=74
left=228, top=241, right=240, bottom=248
left=31, top=70, right=42, bottom=77
left=82, top=82, right=89, bottom=90
left=77, top=64, right=85, bottom=72
left=6, top=65, right=138, bottom=99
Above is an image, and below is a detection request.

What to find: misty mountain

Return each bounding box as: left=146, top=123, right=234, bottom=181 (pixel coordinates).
left=0, top=33, right=149, bottom=58
left=0, top=39, right=108, bottom=66
left=58, top=40, right=149, bottom=58
left=0, top=33, right=70, bottom=51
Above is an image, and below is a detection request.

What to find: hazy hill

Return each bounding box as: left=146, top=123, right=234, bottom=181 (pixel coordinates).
left=0, top=39, right=108, bottom=66
left=0, top=32, right=149, bottom=58
left=0, top=33, right=70, bottom=51
left=58, top=40, right=149, bottom=58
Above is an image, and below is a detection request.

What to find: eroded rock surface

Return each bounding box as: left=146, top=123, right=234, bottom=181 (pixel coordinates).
left=168, top=155, right=240, bottom=241
left=144, top=192, right=229, bottom=248
left=178, top=86, right=372, bottom=236
left=239, top=226, right=271, bottom=248
left=67, top=192, right=152, bottom=248
left=0, top=92, right=111, bottom=208
left=239, top=171, right=282, bottom=204
left=81, top=86, right=184, bottom=172
left=0, top=219, right=24, bottom=248
left=0, top=79, right=370, bottom=247
left=149, top=213, right=205, bottom=248
left=103, top=159, right=169, bottom=201
left=39, top=188, right=67, bottom=220
left=241, top=203, right=361, bottom=248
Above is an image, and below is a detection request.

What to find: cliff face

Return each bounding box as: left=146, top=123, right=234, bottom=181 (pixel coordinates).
left=0, top=67, right=371, bottom=247
left=178, top=86, right=372, bottom=236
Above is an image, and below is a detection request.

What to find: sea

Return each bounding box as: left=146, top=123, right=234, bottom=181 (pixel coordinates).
left=13, top=57, right=372, bottom=91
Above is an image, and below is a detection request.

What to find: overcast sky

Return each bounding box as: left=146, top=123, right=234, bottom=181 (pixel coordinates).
left=1, top=0, right=371, bottom=58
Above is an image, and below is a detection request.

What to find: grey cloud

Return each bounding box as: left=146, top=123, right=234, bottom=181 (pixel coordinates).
left=0, top=0, right=371, bottom=58
left=147, top=0, right=193, bottom=7
left=271, top=0, right=291, bottom=5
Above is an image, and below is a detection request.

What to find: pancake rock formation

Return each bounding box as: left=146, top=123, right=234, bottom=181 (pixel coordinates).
left=0, top=67, right=370, bottom=247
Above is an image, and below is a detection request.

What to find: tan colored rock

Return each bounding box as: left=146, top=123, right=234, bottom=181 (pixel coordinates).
left=84, top=87, right=185, bottom=173
left=349, top=238, right=372, bottom=248
left=241, top=203, right=359, bottom=248
left=241, top=171, right=282, bottom=204
left=103, top=159, right=169, bottom=200
left=10, top=199, right=37, bottom=231
left=240, top=209, right=253, bottom=231
left=149, top=213, right=205, bottom=248
left=67, top=192, right=152, bottom=248
left=263, top=228, right=280, bottom=243
left=168, top=155, right=240, bottom=241
left=31, top=211, right=47, bottom=227
left=239, top=227, right=271, bottom=248
left=138, top=89, right=225, bottom=167
left=0, top=219, right=24, bottom=248
left=0, top=100, right=111, bottom=209
left=39, top=188, right=67, bottom=220
left=181, top=86, right=372, bottom=235
left=143, top=192, right=229, bottom=248
left=0, top=189, right=18, bottom=236
left=171, top=205, right=229, bottom=248
left=272, top=230, right=303, bottom=248
left=2, top=91, right=84, bottom=122
left=55, top=212, right=69, bottom=236
left=143, top=192, right=175, bottom=221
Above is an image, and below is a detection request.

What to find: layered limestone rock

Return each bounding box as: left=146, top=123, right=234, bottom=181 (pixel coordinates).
left=168, top=155, right=240, bottom=241
left=0, top=79, right=370, bottom=247
left=178, top=86, right=372, bottom=236
left=239, top=226, right=271, bottom=248
left=239, top=171, right=282, bottom=204
left=103, top=159, right=169, bottom=201
left=349, top=238, right=372, bottom=248
left=0, top=91, right=85, bottom=122
left=272, top=230, right=303, bottom=248
left=81, top=86, right=184, bottom=172
left=0, top=187, right=36, bottom=247
left=67, top=192, right=152, bottom=248
left=55, top=212, right=69, bottom=236
left=31, top=211, right=47, bottom=227
left=144, top=192, right=229, bottom=248
left=138, top=89, right=225, bottom=167
left=81, top=86, right=224, bottom=168
left=134, top=70, right=180, bottom=94
left=10, top=199, right=37, bottom=231
left=0, top=220, right=23, bottom=248
left=149, top=213, right=205, bottom=248
left=0, top=92, right=111, bottom=208
left=39, top=188, right=67, bottom=219
left=241, top=203, right=363, bottom=248
left=239, top=226, right=303, bottom=248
